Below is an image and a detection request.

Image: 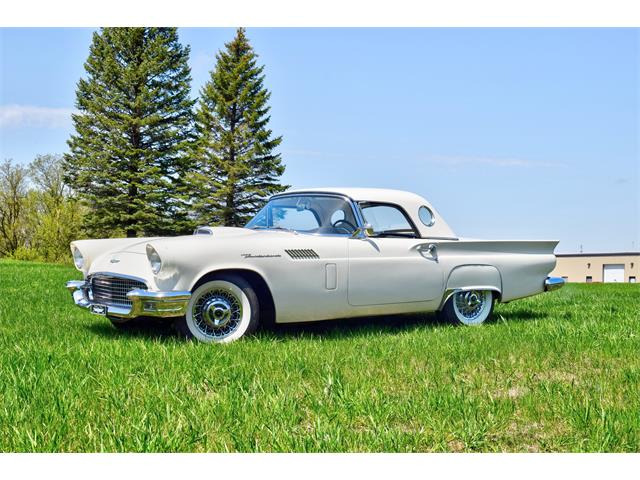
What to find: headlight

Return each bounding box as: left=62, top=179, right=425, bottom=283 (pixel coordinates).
left=72, top=246, right=84, bottom=270
left=146, top=244, right=162, bottom=275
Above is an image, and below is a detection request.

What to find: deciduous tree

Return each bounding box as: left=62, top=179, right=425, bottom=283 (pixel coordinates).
left=0, top=160, right=30, bottom=256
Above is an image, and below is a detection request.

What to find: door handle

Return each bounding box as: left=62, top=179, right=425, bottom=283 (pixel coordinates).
left=418, top=243, right=438, bottom=261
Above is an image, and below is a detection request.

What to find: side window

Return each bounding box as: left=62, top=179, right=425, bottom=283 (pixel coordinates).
left=273, top=207, right=319, bottom=231
left=360, top=204, right=416, bottom=237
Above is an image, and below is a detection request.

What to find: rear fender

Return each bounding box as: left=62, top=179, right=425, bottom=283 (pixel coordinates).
left=440, top=265, right=502, bottom=309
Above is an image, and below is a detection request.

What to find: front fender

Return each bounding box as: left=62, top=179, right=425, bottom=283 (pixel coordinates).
left=72, top=237, right=159, bottom=276
left=153, top=258, right=272, bottom=293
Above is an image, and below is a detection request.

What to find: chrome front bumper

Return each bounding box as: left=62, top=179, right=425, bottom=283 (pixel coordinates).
left=66, top=280, right=191, bottom=319
left=544, top=276, right=565, bottom=292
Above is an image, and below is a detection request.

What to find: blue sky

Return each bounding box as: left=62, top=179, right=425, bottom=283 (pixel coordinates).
left=1, top=28, right=638, bottom=252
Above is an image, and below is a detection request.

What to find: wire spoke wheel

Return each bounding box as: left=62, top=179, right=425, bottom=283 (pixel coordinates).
left=192, top=287, right=243, bottom=340
left=445, top=289, right=494, bottom=326
left=179, top=276, right=260, bottom=344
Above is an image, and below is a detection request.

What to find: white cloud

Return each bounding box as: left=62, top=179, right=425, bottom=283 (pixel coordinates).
left=0, top=104, right=76, bottom=128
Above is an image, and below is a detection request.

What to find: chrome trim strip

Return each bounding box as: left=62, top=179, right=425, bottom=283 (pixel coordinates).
left=544, top=276, right=565, bottom=292
left=422, top=236, right=460, bottom=241
left=66, top=280, right=191, bottom=319
left=66, top=280, right=86, bottom=293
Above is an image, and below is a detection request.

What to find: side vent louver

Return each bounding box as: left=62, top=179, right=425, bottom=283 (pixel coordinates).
left=285, top=249, right=320, bottom=260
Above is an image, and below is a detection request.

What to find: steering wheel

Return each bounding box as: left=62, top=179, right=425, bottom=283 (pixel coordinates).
left=332, top=219, right=357, bottom=234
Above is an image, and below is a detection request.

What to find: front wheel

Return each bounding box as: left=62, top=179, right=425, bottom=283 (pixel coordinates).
left=174, top=274, right=260, bottom=343
left=440, top=290, right=495, bottom=326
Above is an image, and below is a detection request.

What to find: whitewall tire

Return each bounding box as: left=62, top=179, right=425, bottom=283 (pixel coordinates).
left=175, top=274, right=260, bottom=343
left=441, top=290, right=495, bottom=326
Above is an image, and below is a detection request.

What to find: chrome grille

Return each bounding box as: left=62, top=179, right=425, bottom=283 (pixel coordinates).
left=90, top=274, right=147, bottom=307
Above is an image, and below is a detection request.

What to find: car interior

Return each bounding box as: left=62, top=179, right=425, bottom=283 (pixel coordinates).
left=247, top=195, right=359, bottom=235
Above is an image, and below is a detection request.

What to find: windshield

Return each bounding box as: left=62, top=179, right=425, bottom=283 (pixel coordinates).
left=246, top=195, right=359, bottom=235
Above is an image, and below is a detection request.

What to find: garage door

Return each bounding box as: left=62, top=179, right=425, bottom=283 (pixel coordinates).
left=603, top=264, right=625, bottom=283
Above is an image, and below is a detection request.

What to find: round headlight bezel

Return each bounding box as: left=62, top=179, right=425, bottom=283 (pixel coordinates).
left=146, top=244, right=162, bottom=275
left=72, top=246, right=84, bottom=270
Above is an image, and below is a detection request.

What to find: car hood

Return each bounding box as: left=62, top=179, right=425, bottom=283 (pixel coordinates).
left=112, top=227, right=267, bottom=255
left=85, top=227, right=292, bottom=286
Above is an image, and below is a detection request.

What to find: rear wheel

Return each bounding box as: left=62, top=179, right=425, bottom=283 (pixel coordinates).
left=174, top=274, right=260, bottom=343
left=440, top=290, right=495, bottom=326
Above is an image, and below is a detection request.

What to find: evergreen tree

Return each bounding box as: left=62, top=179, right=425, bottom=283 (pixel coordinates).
left=64, top=28, right=195, bottom=237
left=193, top=28, right=286, bottom=227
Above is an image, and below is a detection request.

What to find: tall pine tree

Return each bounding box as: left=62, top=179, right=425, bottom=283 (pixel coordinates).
left=193, top=28, right=286, bottom=227
left=64, top=28, right=195, bottom=237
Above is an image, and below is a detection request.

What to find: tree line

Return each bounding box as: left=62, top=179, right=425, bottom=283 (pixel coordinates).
left=0, top=27, right=286, bottom=262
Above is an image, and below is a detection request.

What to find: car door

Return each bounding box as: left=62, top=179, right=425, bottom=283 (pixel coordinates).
left=250, top=194, right=353, bottom=323
left=348, top=203, right=444, bottom=306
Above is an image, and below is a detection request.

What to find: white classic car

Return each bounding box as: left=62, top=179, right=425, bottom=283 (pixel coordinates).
left=67, top=188, right=565, bottom=343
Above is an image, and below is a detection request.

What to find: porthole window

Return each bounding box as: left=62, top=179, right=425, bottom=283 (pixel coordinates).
left=418, top=206, right=435, bottom=227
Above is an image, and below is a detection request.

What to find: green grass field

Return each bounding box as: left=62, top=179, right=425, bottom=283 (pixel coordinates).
left=0, top=259, right=638, bottom=452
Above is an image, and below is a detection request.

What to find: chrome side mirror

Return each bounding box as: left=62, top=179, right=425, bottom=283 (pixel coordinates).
left=351, top=223, right=375, bottom=239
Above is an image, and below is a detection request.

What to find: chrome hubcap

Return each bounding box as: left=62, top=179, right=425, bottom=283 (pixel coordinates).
left=203, top=298, right=232, bottom=328
left=464, top=292, right=481, bottom=308
left=192, top=288, right=242, bottom=339
left=454, top=290, right=487, bottom=322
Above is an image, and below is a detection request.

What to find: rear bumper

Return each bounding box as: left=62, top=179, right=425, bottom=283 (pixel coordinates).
left=66, top=280, right=191, bottom=319
left=544, top=276, right=565, bottom=292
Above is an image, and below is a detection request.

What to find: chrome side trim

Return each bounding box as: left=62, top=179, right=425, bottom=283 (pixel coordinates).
left=66, top=280, right=191, bottom=319
left=422, top=236, right=460, bottom=241
left=544, top=276, right=565, bottom=292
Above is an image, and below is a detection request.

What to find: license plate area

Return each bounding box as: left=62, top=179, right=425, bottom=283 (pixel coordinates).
left=89, top=304, right=107, bottom=316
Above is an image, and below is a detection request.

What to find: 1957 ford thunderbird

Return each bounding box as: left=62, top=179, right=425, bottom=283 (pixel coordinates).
left=66, top=188, right=565, bottom=343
